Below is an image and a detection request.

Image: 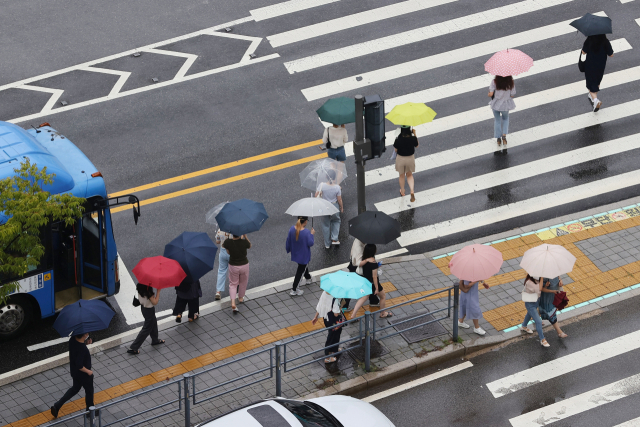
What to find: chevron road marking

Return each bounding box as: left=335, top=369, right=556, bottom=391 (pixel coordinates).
left=363, top=361, right=473, bottom=403
left=396, top=169, right=640, bottom=247
left=284, top=0, right=574, bottom=73
left=251, top=0, right=340, bottom=21
left=301, top=12, right=606, bottom=101
left=267, top=0, right=458, bottom=48
left=487, top=330, right=640, bottom=398
left=143, top=48, right=199, bottom=80
left=16, top=85, right=65, bottom=113
left=79, top=67, right=132, bottom=97
left=509, top=372, right=640, bottom=426
left=376, top=132, right=640, bottom=214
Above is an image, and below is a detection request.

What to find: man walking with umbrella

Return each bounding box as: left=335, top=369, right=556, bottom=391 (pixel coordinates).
left=50, top=333, right=95, bottom=419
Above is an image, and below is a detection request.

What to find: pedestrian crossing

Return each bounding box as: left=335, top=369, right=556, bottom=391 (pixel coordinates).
left=273, top=0, right=640, bottom=251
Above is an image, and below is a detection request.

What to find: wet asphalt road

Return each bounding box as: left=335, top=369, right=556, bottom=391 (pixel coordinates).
left=355, top=295, right=640, bottom=427
left=2, top=0, right=640, bottom=371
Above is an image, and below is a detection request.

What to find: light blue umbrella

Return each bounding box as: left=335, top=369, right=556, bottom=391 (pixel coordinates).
left=320, top=270, right=372, bottom=299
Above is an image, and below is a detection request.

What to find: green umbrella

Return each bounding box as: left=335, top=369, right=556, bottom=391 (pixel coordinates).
left=316, top=97, right=356, bottom=125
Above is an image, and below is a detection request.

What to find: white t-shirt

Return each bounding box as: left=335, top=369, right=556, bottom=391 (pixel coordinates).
left=216, top=230, right=231, bottom=247
left=317, top=182, right=342, bottom=203
left=138, top=293, right=155, bottom=308
left=323, top=127, right=348, bottom=148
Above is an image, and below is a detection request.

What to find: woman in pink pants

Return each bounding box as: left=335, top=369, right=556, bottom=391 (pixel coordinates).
left=222, top=234, right=252, bottom=313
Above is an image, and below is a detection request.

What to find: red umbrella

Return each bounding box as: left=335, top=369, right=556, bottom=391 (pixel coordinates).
left=484, top=49, right=533, bottom=77
left=132, top=256, right=186, bottom=289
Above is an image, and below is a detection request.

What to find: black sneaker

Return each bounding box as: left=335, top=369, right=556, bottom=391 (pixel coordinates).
left=51, top=406, right=59, bottom=419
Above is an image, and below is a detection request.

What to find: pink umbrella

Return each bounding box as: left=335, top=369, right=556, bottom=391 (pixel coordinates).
left=448, top=244, right=503, bottom=281
left=485, top=49, right=533, bottom=77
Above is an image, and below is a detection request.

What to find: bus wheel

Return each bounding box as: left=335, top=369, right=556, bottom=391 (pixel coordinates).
left=0, top=296, right=32, bottom=340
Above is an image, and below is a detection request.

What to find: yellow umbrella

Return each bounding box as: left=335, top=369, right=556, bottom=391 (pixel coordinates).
left=385, top=102, right=437, bottom=127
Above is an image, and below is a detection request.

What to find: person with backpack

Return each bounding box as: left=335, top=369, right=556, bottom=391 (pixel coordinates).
left=520, top=275, right=550, bottom=348
left=322, top=124, right=348, bottom=162
left=286, top=217, right=315, bottom=296
left=488, top=75, right=516, bottom=147
left=581, top=34, right=614, bottom=112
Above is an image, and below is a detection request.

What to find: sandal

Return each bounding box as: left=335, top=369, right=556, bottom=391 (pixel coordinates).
left=399, top=189, right=405, bottom=197
left=324, top=357, right=337, bottom=363
left=520, top=327, right=533, bottom=334
left=151, top=340, right=165, bottom=346
left=558, top=332, right=568, bottom=338
left=502, top=136, right=507, bottom=145
left=410, top=193, right=415, bottom=203
left=232, top=306, right=239, bottom=314
left=175, top=315, right=182, bottom=323
left=238, top=297, right=247, bottom=304
left=188, top=314, right=199, bottom=322
left=380, top=312, right=394, bottom=318
left=540, top=339, right=550, bottom=348
left=127, top=349, right=140, bottom=355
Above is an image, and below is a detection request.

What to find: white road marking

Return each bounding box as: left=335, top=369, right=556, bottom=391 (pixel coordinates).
left=363, top=361, right=473, bottom=403
left=347, top=64, right=640, bottom=161
left=27, top=337, right=69, bottom=351
left=376, top=132, right=640, bottom=214
left=284, top=0, right=574, bottom=73
left=396, top=169, right=640, bottom=247
left=115, top=255, right=145, bottom=325
left=509, top=373, right=640, bottom=426
left=383, top=38, right=631, bottom=113
left=301, top=12, right=606, bottom=101
left=79, top=67, right=132, bottom=97
left=487, top=330, right=640, bottom=398
left=621, top=0, right=636, bottom=3
left=143, top=48, right=199, bottom=80
left=267, top=0, right=458, bottom=48
left=614, top=417, right=640, bottom=426
left=251, top=0, right=340, bottom=21
left=16, top=85, right=65, bottom=113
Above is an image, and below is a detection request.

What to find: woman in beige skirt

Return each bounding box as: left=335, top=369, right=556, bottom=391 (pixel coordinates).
left=393, top=126, right=419, bottom=202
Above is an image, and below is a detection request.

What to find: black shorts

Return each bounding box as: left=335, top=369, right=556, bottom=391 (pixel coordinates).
left=372, top=282, right=383, bottom=294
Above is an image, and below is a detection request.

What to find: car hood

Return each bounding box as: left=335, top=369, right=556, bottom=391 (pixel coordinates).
left=308, top=396, right=395, bottom=427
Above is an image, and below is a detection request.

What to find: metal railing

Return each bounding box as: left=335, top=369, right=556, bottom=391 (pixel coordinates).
left=46, top=283, right=459, bottom=427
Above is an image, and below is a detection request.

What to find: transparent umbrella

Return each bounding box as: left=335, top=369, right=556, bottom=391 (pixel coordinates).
left=205, top=201, right=229, bottom=227
left=299, top=158, right=348, bottom=191
left=286, top=197, right=339, bottom=218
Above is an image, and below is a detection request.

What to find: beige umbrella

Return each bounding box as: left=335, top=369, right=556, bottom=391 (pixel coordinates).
left=519, top=244, right=576, bottom=278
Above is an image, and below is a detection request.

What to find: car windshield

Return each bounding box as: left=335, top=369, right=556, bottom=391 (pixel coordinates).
left=276, top=400, right=338, bottom=427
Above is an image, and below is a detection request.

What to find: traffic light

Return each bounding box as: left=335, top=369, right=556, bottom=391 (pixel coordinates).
left=364, top=95, right=385, bottom=158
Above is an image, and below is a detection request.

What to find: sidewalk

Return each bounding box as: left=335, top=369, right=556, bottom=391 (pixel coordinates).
left=4, top=197, right=640, bottom=427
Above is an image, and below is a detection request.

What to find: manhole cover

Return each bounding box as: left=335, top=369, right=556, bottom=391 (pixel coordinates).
left=388, top=314, right=447, bottom=344
left=347, top=339, right=388, bottom=362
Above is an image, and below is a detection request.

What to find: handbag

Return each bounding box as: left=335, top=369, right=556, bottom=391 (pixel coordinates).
left=132, top=295, right=140, bottom=307
left=553, top=291, right=569, bottom=310
left=325, top=127, right=332, bottom=149
left=578, top=51, right=585, bottom=73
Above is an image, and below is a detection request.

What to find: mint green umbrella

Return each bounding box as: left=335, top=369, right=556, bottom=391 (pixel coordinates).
left=316, top=97, right=356, bottom=125
left=320, top=270, right=372, bottom=299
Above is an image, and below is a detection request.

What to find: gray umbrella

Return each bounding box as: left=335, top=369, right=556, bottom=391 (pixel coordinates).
left=570, top=13, right=612, bottom=37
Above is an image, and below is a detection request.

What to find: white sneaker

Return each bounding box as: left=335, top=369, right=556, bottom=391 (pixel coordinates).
left=593, top=99, right=602, bottom=112
left=587, top=93, right=594, bottom=107
left=325, top=245, right=330, bottom=249
left=458, top=321, right=470, bottom=329
left=474, top=327, right=486, bottom=336
left=332, top=240, right=340, bottom=245
left=289, top=289, right=304, bottom=296
left=305, top=278, right=313, bottom=285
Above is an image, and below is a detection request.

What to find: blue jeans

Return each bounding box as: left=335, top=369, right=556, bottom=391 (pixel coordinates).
left=327, top=146, right=346, bottom=162
left=216, top=249, right=230, bottom=293
left=522, top=301, right=545, bottom=340
left=321, top=202, right=341, bottom=247
left=493, top=110, right=509, bottom=138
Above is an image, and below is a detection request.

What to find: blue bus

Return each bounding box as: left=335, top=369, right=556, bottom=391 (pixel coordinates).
left=0, top=121, right=139, bottom=339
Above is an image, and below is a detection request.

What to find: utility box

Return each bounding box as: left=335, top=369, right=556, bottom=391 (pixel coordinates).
left=364, top=94, right=386, bottom=158
left=353, top=138, right=372, bottom=163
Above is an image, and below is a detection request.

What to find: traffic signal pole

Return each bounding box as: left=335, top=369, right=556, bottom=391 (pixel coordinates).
left=355, top=95, right=366, bottom=214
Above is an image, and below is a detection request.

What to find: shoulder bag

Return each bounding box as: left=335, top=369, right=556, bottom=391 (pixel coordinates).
left=325, top=127, right=332, bottom=149
left=132, top=295, right=140, bottom=307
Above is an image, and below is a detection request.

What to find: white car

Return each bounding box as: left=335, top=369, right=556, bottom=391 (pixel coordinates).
left=195, top=395, right=395, bottom=427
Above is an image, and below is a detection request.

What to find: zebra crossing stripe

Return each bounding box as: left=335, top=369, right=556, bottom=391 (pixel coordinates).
left=268, top=0, right=458, bottom=48
left=383, top=38, right=631, bottom=113
left=613, top=416, right=640, bottom=426
left=300, top=12, right=607, bottom=101
left=509, top=372, right=640, bottom=426
left=376, top=132, right=640, bottom=214
left=284, top=0, right=574, bottom=73
left=250, top=0, right=340, bottom=21
left=486, top=330, right=640, bottom=398
left=396, top=169, right=640, bottom=247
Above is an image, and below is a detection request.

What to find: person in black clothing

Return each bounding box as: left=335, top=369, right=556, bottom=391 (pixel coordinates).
left=311, top=292, right=346, bottom=364
left=51, top=333, right=95, bottom=418
left=173, top=278, right=202, bottom=323
left=350, top=244, right=393, bottom=319
left=582, top=34, right=614, bottom=112
left=393, top=126, right=419, bottom=202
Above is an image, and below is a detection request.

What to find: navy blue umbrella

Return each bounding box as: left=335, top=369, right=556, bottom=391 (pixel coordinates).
left=164, top=231, right=217, bottom=281
left=570, top=13, right=612, bottom=37
left=53, top=299, right=115, bottom=337
left=215, top=198, right=269, bottom=236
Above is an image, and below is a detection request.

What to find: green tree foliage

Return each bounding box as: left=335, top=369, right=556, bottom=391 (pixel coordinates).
left=0, top=159, right=85, bottom=305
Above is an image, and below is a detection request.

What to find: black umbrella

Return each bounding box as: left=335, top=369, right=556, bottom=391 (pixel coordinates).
left=348, top=211, right=401, bottom=245
left=570, top=13, right=612, bottom=37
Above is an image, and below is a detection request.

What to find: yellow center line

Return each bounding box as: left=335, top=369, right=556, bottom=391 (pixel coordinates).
left=110, top=152, right=327, bottom=213
left=109, top=139, right=323, bottom=197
